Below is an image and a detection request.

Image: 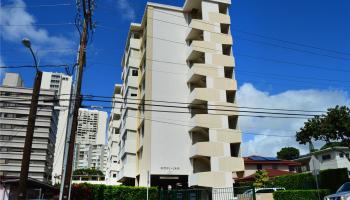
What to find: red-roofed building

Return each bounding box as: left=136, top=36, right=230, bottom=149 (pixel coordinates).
left=235, top=156, right=301, bottom=181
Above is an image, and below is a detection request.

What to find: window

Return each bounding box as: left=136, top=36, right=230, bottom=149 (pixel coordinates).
left=272, top=164, right=278, bottom=170
left=131, top=93, right=137, bottom=97
left=340, top=153, right=344, bottom=158
left=257, top=164, right=262, bottom=170
left=322, top=154, right=331, bottom=161
left=132, top=69, right=138, bottom=76
left=113, top=173, right=117, bottom=178
left=256, top=189, right=275, bottom=193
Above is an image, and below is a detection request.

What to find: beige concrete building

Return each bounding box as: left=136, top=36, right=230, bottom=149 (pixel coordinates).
left=40, top=72, right=73, bottom=184
left=105, top=84, right=122, bottom=184
left=73, top=108, right=108, bottom=172
left=0, top=73, right=58, bottom=183
left=117, top=0, right=244, bottom=188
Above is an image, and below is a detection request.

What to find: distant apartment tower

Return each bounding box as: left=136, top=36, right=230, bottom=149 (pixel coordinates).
left=40, top=72, right=73, bottom=183
left=117, top=0, right=244, bottom=188
left=73, top=108, right=108, bottom=172
left=105, top=85, right=122, bottom=183
left=0, top=73, right=58, bottom=183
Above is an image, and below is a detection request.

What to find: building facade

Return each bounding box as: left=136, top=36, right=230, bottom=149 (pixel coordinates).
left=294, top=147, right=350, bottom=172
left=105, top=85, right=122, bottom=183
left=235, top=156, right=300, bottom=182
left=40, top=72, right=73, bottom=183
left=73, top=108, right=108, bottom=172
left=116, top=0, right=244, bottom=188
left=0, top=73, right=58, bottom=183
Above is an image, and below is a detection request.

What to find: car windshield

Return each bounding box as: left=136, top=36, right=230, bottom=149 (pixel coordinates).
left=337, top=183, right=350, bottom=193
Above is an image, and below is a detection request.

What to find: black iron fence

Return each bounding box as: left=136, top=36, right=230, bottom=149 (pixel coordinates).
left=159, top=186, right=256, bottom=200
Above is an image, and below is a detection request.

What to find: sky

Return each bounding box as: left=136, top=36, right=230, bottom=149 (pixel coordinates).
left=1, top=0, right=350, bottom=157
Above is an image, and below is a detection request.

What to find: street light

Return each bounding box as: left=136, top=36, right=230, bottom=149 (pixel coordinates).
left=22, top=38, right=39, bottom=71
left=17, top=38, right=43, bottom=199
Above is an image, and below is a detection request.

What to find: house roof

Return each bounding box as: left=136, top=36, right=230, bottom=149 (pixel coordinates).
left=235, top=169, right=294, bottom=182
left=294, top=147, right=349, bottom=162
left=244, top=155, right=300, bottom=166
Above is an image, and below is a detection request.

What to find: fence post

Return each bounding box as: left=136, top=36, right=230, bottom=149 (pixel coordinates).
left=252, top=186, right=256, bottom=200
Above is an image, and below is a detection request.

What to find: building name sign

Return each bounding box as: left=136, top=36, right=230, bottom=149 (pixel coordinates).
left=160, top=166, right=180, bottom=174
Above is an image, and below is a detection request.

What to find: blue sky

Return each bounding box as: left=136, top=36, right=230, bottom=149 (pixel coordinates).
left=1, top=0, right=350, bottom=156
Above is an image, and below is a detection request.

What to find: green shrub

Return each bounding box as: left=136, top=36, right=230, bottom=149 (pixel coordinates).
left=273, top=172, right=316, bottom=189
left=273, top=189, right=330, bottom=200
left=320, top=168, right=349, bottom=193
left=71, top=184, right=158, bottom=200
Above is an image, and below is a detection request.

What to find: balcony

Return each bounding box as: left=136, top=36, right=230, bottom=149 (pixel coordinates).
left=190, top=142, right=225, bottom=158
left=208, top=12, right=231, bottom=24
left=208, top=102, right=239, bottom=116
left=186, top=19, right=216, bottom=41
left=119, top=139, right=136, bottom=158
left=187, top=64, right=220, bottom=80
left=218, top=157, right=244, bottom=172
left=189, top=114, right=227, bottom=130
left=187, top=41, right=217, bottom=62
left=210, top=32, right=233, bottom=45
left=112, top=120, right=121, bottom=129
left=129, top=38, right=141, bottom=49
left=188, top=88, right=224, bottom=104
left=189, top=171, right=232, bottom=188
left=211, top=129, right=242, bottom=144
left=212, top=54, right=235, bottom=67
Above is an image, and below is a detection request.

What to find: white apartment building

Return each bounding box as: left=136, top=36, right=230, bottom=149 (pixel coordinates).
left=105, top=85, right=122, bottom=183
left=0, top=73, right=58, bottom=183
left=117, top=0, right=244, bottom=188
left=294, top=147, right=350, bottom=172
left=40, top=72, right=73, bottom=183
left=73, top=108, right=108, bottom=172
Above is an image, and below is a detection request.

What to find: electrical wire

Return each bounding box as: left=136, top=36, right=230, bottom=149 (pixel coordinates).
left=0, top=95, right=327, bottom=113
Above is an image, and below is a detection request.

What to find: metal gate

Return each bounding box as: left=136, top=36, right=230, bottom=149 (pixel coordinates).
left=159, top=186, right=256, bottom=200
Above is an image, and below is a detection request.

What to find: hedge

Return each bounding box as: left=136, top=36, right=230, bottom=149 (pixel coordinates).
left=320, top=168, right=349, bottom=193
left=273, top=189, right=330, bottom=200
left=273, top=172, right=316, bottom=190
left=71, top=183, right=158, bottom=200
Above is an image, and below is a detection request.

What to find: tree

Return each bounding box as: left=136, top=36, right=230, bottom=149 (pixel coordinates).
left=73, top=168, right=104, bottom=176
left=296, top=105, right=350, bottom=159
left=277, top=147, right=300, bottom=160
left=253, top=170, right=269, bottom=188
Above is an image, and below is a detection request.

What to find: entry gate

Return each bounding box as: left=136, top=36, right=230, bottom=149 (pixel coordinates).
left=159, top=186, right=256, bottom=200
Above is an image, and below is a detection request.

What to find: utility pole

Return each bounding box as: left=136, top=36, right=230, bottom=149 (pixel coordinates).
left=17, top=39, right=42, bottom=199
left=17, top=71, right=42, bottom=199
left=59, top=0, right=93, bottom=199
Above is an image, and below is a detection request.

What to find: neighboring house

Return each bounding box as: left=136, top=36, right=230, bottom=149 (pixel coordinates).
left=236, top=156, right=300, bottom=180
left=294, top=147, right=350, bottom=172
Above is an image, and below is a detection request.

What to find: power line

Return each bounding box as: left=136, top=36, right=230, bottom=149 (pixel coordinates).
left=139, top=8, right=350, bottom=57
left=125, top=115, right=295, bottom=138
left=235, top=36, right=350, bottom=61
left=0, top=22, right=75, bottom=26
left=233, top=29, right=350, bottom=56
left=2, top=3, right=73, bottom=8
left=0, top=95, right=327, bottom=113
left=0, top=64, right=70, bottom=69
left=92, top=26, right=350, bottom=73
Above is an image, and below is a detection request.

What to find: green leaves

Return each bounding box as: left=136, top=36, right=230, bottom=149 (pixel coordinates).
left=253, top=170, right=269, bottom=188
left=277, top=147, right=300, bottom=160
left=273, top=189, right=330, bottom=200
left=296, top=105, right=350, bottom=148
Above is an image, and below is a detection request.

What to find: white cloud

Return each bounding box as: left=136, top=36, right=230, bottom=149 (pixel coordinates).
left=0, top=0, right=74, bottom=60
left=238, top=83, right=350, bottom=157
left=116, top=0, right=136, bottom=21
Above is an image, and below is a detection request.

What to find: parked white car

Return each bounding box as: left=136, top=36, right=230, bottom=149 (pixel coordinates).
left=233, top=187, right=285, bottom=200
left=324, top=182, right=350, bottom=200
left=243, top=187, right=286, bottom=195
